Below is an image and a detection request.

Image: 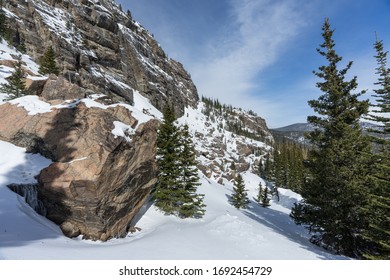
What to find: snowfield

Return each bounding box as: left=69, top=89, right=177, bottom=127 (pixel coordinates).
left=0, top=139, right=347, bottom=260
left=0, top=39, right=346, bottom=260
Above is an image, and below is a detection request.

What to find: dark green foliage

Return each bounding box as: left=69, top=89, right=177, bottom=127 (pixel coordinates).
left=0, top=3, right=7, bottom=39
left=368, top=37, right=390, bottom=139
left=0, top=56, right=26, bottom=99
left=255, top=183, right=270, bottom=208
left=178, top=124, right=206, bottom=218
left=261, top=186, right=271, bottom=208
left=258, top=160, right=265, bottom=179
left=153, top=104, right=182, bottom=214
left=39, top=46, right=60, bottom=75
left=231, top=174, right=249, bottom=209
left=263, top=153, right=273, bottom=182
left=291, top=19, right=371, bottom=258
left=272, top=140, right=306, bottom=193
left=153, top=105, right=205, bottom=218
left=255, top=182, right=263, bottom=203
left=362, top=37, right=390, bottom=260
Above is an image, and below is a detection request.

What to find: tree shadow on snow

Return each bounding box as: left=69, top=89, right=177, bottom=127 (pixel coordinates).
left=242, top=202, right=349, bottom=260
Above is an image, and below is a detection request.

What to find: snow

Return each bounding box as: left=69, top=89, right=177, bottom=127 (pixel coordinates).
left=0, top=138, right=347, bottom=260
left=0, top=26, right=346, bottom=261
left=8, top=96, right=52, bottom=115
left=111, top=121, right=134, bottom=142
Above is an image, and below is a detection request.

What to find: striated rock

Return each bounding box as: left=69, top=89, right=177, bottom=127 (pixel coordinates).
left=3, top=0, right=198, bottom=116
left=40, top=75, right=86, bottom=100
left=0, top=100, right=159, bottom=241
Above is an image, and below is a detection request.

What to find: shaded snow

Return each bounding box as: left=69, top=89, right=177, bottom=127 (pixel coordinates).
left=0, top=32, right=346, bottom=261
left=0, top=140, right=347, bottom=260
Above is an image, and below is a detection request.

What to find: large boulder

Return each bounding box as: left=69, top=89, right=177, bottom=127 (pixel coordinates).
left=40, top=75, right=86, bottom=100
left=0, top=100, right=159, bottom=241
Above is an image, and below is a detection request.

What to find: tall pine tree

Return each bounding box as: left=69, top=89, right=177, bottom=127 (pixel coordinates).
left=362, top=36, right=390, bottom=259
left=231, top=174, right=249, bottom=209
left=290, top=18, right=371, bottom=258
left=178, top=124, right=206, bottom=218
left=39, top=46, right=60, bottom=75
left=154, top=107, right=205, bottom=218
left=153, top=104, right=183, bottom=215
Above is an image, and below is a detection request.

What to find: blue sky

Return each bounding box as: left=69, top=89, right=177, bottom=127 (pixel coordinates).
left=118, top=0, right=390, bottom=128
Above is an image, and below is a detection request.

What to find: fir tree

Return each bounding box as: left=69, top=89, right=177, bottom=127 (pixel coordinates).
left=362, top=36, right=390, bottom=259
left=290, top=18, right=371, bottom=258
left=272, top=140, right=306, bottom=193
left=153, top=104, right=182, bottom=214
left=39, top=46, right=60, bottom=75
left=231, top=174, right=249, bottom=209
left=261, top=186, right=271, bottom=208
left=0, top=56, right=26, bottom=99
left=258, top=159, right=265, bottom=180
left=0, top=2, right=7, bottom=39
left=255, top=182, right=263, bottom=204
left=178, top=124, right=206, bottom=218
left=263, top=153, right=273, bottom=183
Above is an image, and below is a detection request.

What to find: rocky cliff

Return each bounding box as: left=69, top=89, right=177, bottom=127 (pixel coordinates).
left=0, top=0, right=274, bottom=241
left=3, top=0, right=198, bottom=116
left=0, top=97, right=159, bottom=240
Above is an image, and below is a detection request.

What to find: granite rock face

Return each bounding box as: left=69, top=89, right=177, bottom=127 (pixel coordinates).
left=3, top=0, right=198, bottom=116
left=0, top=101, right=159, bottom=240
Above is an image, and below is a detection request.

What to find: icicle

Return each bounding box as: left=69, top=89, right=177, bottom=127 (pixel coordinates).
left=7, top=183, right=47, bottom=216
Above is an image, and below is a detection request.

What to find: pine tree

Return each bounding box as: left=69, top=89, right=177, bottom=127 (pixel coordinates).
left=258, top=159, right=265, bottom=180
left=178, top=124, right=206, bottom=218
left=0, top=1, right=7, bottom=39
left=362, top=36, right=390, bottom=259
left=255, top=182, right=263, bottom=204
left=261, top=186, right=271, bottom=208
left=153, top=104, right=183, bottom=214
left=264, top=153, right=273, bottom=183
left=39, top=46, right=60, bottom=75
left=231, top=174, right=249, bottom=209
left=0, top=56, right=26, bottom=99
left=290, top=18, right=371, bottom=258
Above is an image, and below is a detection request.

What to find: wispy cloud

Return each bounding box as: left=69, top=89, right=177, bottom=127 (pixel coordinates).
left=188, top=0, right=316, bottom=127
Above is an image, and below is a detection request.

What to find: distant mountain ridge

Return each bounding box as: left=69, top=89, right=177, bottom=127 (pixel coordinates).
left=271, top=122, right=385, bottom=145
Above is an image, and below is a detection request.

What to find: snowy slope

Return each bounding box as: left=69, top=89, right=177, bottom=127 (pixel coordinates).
left=0, top=42, right=347, bottom=260
left=0, top=139, right=346, bottom=260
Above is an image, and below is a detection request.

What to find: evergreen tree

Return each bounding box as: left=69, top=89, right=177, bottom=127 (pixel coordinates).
left=153, top=104, right=183, bottom=214
left=154, top=106, right=206, bottom=218
left=290, top=18, right=371, bottom=258
left=231, top=174, right=249, bottom=209
left=0, top=56, right=26, bottom=99
left=362, top=37, right=390, bottom=259
left=178, top=124, right=206, bottom=218
left=39, top=46, right=60, bottom=75
left=258, top=159, right=265, bottom=180
left=0, top=1, right=7, bottom=40
left=255, top=182, right=263, bottom=204
left=261, top=186, right=271, bottom=208
left=263, top=153, right=273, bottom=183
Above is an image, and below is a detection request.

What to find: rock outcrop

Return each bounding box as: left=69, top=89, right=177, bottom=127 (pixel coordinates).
left=3, top=0, right=198, bottom=116
left=0, top=100, right=159, bottom=240
left=0, top=0, right=275, bottom=241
